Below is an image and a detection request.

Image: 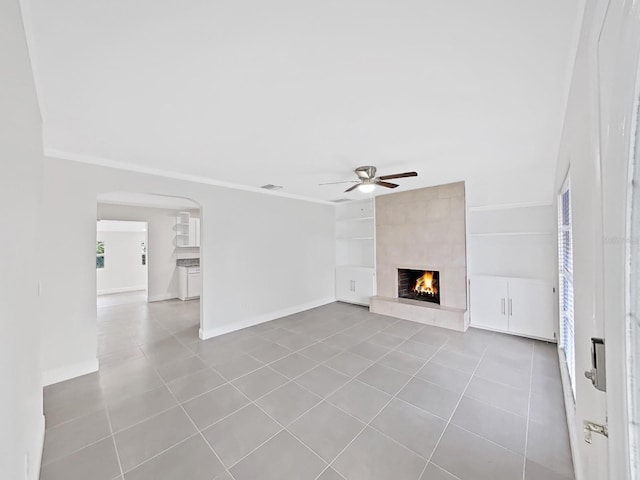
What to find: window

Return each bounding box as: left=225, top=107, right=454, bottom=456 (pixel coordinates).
left=96, top=241, right=105, bottom=269
left=558, top=176, right=575, bottom=396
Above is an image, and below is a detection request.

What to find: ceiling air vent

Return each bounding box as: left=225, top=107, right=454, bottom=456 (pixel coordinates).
left=331, top=198, right=352, bottom=203
left=260, top=184, right=283, bottom=191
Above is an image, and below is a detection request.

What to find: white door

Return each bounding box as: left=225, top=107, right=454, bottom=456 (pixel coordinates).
left=562, top=3, right=637, bottom=478
left=507, top=278, right=555, bottom=340
left=596, top=4, right=640, bottom=476
left=469, top=276, right=509, bottom=331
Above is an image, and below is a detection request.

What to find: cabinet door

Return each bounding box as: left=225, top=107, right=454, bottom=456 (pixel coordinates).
left=178, top=267, right=188, bottom=300
left=470, top=276, right=509, bottom=331
left=353, top=268, right=374, bottom=305
left=335, top=268, right=355, bottom=303
left=188, top=273, right=202, bottom=298
left=507, top=278, right=554, bottom=340
left=187, top=218, right=195, bottom=246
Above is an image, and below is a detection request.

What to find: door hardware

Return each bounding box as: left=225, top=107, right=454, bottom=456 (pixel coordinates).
left=583, top=420, right=608, bottom=444
left=584, top=337, right=606, bottom=392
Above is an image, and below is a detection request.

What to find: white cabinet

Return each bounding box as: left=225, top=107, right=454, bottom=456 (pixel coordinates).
left=470, top=277, right=509, bottom=331
left=189, top=218, right=201, bottom=247
left=470, top=275, right=555, bottom=340
left=336, top=266, right=375, bottom=306
left=178, top=267, right=201, bottom=300
left=176, top=212, right=200, bottom=248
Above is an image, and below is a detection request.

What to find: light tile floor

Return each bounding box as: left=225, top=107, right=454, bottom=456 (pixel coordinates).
left=41, top=296, right=574, bottom=480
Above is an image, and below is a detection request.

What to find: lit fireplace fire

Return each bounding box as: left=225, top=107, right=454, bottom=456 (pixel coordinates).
left=413, top=271, right=438, bottom=297
left=398, top=268, right=440, bottom=304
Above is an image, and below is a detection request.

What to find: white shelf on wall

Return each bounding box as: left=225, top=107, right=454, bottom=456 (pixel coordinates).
left=337, top=216, right=375, bottom=223
left=469, top=231, right=553, bottom=237
left=337, top=236, right=375, bottom=240
left=176, top=211, right=200, bottom=248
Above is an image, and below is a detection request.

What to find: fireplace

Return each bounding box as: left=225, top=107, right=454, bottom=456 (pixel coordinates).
left=398, top=269, right=440, bottom=305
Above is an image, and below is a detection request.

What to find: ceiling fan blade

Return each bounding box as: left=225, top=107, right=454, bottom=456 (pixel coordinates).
left=344, top=184, right=360, bottom=193
left=376, top=181, right=399, bottom=189
left=318, top=180, right=359, bottom=186
left=378, top=171, right=418, bottom=181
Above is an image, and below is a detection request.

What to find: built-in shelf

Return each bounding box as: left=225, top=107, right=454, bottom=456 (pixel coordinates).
left=469, top=231, right=553, bottom=237
left=336, top=216, right=375, bottom=223
left=337, top=236, right=375, bottom=240
left=335, top=199, right=376, bottom=305
left=176, top=212, right=200, bottom=248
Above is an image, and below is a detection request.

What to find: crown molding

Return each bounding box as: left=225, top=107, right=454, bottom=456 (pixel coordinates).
left=44, top=148, right=335, bottom=206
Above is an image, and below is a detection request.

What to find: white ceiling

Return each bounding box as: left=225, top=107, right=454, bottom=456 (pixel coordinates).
left=25, top=0, right=585, bottom=202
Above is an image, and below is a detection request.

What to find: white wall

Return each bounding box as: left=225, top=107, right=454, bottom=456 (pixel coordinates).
left=97, top=204, right=196, bottom=301
left=0, top=1, right=45, bottom=478
left=553, top=1, right=639, bottom=479
left=96, top=230, right=147, bottom=295
left=40, top=158, right=336, bottom=382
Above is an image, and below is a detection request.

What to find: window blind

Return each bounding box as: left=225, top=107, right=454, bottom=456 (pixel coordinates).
left=558, top=178, right=576, bottom=396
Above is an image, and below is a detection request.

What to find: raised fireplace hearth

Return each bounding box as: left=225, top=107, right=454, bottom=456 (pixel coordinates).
left=398, top=269, right=440, bottom=305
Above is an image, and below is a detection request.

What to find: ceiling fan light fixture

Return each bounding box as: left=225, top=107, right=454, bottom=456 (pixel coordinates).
left=357, top=182, right=375, bottom=193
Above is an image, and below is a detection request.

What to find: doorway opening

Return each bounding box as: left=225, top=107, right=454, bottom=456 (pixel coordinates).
left=96, top=220, right=148, bottom=307
left=95, top=192, right=203, bottom=363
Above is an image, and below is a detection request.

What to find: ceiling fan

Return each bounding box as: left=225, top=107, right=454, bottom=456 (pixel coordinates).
left=319, top=166, right=418, bottom=193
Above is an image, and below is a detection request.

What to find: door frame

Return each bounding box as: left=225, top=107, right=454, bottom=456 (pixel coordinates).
left=598, top=3, right=640, bottom=479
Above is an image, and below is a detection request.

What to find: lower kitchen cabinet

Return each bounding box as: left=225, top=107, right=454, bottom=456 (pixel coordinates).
left=178, top=266, right=201, bottom=300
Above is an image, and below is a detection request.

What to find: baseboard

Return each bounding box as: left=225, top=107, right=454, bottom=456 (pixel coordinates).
left=147, top=293, right=178, bottom=302
left=470, top=323, right=557, bottom=343
left=31, top=413, right=45, bottom=480
left=42, top=358, right=99, bottom=387
left=558, top=348, right=583, bottom=480
left=199, top=296, right=337, bottom=340
left=97, top=286, right=146, bottom=296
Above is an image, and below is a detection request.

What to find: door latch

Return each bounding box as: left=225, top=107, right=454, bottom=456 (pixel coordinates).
left=584, top=337, right=606, bottom=392
left=583, top=420, right=608, bottom=444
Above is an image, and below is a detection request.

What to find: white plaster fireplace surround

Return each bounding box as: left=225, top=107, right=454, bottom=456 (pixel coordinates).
left=370, top=181, right=469, bottom=331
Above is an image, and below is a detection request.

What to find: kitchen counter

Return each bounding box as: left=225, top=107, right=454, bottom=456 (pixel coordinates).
left=176, top=258, right=199, bottom=267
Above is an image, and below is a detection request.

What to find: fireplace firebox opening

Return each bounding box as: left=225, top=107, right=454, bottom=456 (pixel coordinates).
left=398, top=269, right=440, bottom=305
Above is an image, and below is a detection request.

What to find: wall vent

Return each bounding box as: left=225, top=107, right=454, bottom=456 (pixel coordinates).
left=260, top=184, right=283, bottom=191
left=331, top=198, right=352, bottom=203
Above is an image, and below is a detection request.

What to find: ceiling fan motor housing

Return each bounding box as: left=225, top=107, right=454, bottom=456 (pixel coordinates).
left=355, top=166, right=377, bottom=179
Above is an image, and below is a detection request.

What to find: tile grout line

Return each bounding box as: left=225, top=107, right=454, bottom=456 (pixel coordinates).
left=310, top=334, right=449, bottom=480
left=522, top=342, right=536, bottom=480
left=416, top=332, right=494, bottom=480
left=189, top=319, right=414, bottom=477
left=103, top=405, right=126, bottom=479
left=132, top=341, right=239, bottom=480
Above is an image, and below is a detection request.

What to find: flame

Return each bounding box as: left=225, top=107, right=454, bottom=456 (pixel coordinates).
left=413, top=271, right=438, bottom=296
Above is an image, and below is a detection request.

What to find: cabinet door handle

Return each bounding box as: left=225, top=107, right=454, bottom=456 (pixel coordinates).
left=508, top=299, right=513, bottom=316
left=501, top=298, right=505, bottom=315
